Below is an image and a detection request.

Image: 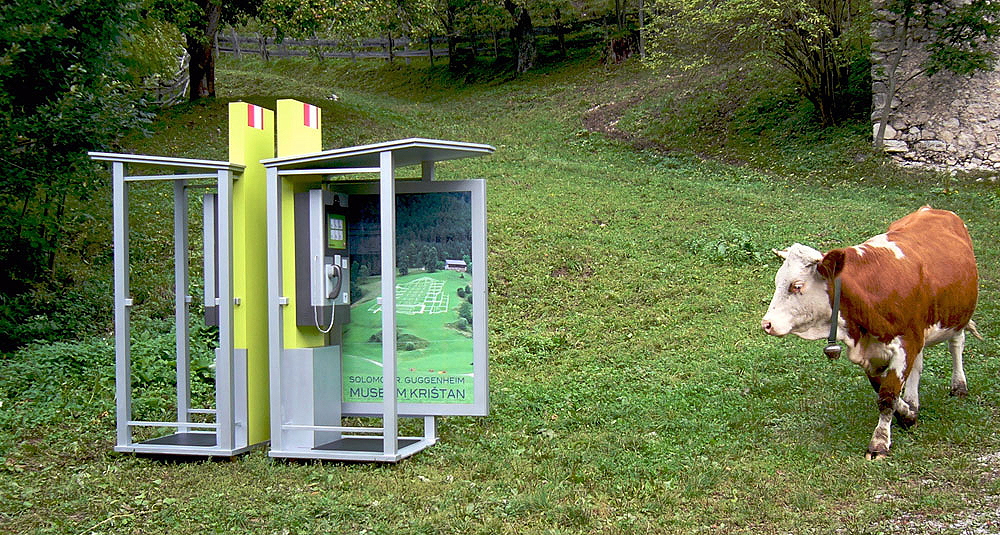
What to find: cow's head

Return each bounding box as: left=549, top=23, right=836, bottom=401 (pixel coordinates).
left=761, top=243, right=835, bottom=340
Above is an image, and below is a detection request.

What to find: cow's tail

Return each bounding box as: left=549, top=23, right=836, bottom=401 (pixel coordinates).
left=966, top=319, right=984, bottom=341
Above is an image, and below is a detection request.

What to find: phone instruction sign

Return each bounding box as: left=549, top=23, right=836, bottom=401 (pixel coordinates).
left=336, top=180, right=488, bottom=416
left=327, top=213, right=346, bottom=250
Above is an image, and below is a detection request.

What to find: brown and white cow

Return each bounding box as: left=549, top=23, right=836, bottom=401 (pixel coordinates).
left=761, top=206, right=980, bottom=459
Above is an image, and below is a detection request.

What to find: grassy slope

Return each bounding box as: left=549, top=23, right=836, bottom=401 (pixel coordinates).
left=1, top=54, right=998, bottom=534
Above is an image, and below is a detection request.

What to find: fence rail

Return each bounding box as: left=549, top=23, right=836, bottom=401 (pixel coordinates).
left=216, top=16, right=618, bottom=62
left=217, top=33, right=449, bottom=61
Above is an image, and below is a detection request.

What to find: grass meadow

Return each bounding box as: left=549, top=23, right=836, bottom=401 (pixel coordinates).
left=1, top=54, right=998, bottom=534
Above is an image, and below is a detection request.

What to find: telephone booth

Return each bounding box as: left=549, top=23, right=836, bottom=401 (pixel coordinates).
left=263, top=137, right=493, bottom=462
left=89, top=102, right=275, bottom=455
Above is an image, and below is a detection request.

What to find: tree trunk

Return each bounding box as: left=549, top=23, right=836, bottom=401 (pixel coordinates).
left=186, top=0, right=222, bottom=101
left=554, top=8, right=566, bottom=58
left=875, top=13, right=910, bottom=148
left=638, top=0, right=645, bottom=59
left=445, top=4, right=457, bottom=62
left=503, top=0, right=537, bottom=73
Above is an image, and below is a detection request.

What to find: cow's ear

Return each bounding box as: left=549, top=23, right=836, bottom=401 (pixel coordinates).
left=772, top=248, right=789, bottom=260
left=818, top=249, right=845, bottom=279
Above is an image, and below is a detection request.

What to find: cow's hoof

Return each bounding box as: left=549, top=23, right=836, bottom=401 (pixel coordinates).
left=895, top=411, right=918, bottom=430
left=950, top=383, right=968, bottom=398
left=866, top=449, right=889, bottom=461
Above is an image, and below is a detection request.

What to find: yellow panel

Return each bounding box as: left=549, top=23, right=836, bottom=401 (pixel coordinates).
left=277, top=99, right=322, bottom=157
left=229, top=101, right=275, bottom=445
left=276, top=99, right=326, bottom=349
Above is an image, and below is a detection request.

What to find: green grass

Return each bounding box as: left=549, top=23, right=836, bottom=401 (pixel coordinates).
left=1, top=53, right=999, bottom=534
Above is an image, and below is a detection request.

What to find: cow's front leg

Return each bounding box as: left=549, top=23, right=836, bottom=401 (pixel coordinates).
left=867, top=405, right=894, bottom=460
left=866, top=370, right=900, bottom=460
left=867, top=371, right=904, bottom=460
left=896, top=350, right=922, bottom=429
left=867, top=337, right=918, bottom=459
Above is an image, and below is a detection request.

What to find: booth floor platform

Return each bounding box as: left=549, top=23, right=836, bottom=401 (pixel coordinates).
left=315, top=437, right=420, bottom=453
left=140, top=433, right=217, bottom=447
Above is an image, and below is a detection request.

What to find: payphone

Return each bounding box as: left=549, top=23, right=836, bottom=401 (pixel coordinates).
left=294, top=188, right=350, bottom=332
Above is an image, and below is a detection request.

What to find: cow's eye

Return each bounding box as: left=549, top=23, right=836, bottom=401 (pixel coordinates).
left=789, top=281, right=804, bottom=294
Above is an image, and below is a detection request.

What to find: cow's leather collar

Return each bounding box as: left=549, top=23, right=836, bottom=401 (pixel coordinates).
left=824, top=278, right=842, bottom=359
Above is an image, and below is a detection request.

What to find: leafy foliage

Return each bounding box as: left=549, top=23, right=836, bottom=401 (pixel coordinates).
left=873, top=0, right=1000, bottom=146
left=685, top=228, right=771, bottom=266
left=645, top=0, right=871, bottom=126
left=911, top=0, right=1000, bottom=76
left=0, top=319, right=216, bottom=431
left=0, top=0, right=149, bottom=350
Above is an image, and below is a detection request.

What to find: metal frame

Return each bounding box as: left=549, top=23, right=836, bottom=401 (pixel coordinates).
left=262, top=138, right=494, bottom=462
left=89, top=152, right=253, bottom=456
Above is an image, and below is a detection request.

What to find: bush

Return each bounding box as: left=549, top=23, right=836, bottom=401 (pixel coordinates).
left=0, top=277, right=113, bottom=352
left=458, top=301, right=473, bottom=324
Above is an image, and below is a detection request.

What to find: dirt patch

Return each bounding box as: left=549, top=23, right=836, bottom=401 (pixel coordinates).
left=887, top=495, right=1000, bottom=535
left=581, top=98, right=665, bottom=153
left=877, top=451, right=1000, bottom=535
left=550, top=264, right=594, bottom=280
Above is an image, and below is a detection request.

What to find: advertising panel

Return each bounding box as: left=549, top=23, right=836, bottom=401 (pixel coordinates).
left=335, top=180, right=488, bottom=416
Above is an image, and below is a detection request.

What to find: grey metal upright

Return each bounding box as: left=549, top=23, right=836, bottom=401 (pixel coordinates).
left=379, top=150, right=398, bottom=456
left=90, top=152, right=253, bottom=456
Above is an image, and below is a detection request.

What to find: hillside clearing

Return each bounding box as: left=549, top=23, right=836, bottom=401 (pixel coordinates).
left=1, top=55, right=998, bottom=534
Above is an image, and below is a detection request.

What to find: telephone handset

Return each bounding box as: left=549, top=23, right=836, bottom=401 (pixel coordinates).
left=324, top=261, right=343, bottom=299
left=294, top=188, right=350, bottom=331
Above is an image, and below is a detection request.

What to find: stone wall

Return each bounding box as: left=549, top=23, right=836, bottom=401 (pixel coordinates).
left=871, top=0, right=1000, bottom=172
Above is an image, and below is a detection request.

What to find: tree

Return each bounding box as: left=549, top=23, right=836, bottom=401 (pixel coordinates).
left=646, top=0, right=870, bottom=127
left=432, top=0, right=506, bottom=70
left=532, top=0, right=574, bottom=58
left=607, top=0, right=638, bottom=62
left=152, top=0, right=259, bottom=100
left=503, top=0, right=537, bottom=72
left=1, top=0, right=146, bottom=348
left=873, top=0, right=1000, bottom=147
left=458, top=300, right=473, bottom=325
left=1, top=0, right=142, bottom=282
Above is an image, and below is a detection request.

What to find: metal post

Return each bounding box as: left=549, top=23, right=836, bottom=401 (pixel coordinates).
left=203, top=194, right=217, bottom=323
left=265, top=167, right=284, bottom=452
left=174, top=180, right=191, bottom=434
left=216, top=169, right=235, bottom=451
left=424, top=415, right=436, bottom=443
left=112, top=162, right=132, bottom=449
left=421, top=160, right=435, bottom=182
left=380, top=151, right=398, bottom=457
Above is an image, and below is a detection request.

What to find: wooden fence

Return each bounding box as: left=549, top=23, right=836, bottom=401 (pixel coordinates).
left=217, top=32, right=450, bottom=61
left=216, top=17, right=617, bottom=63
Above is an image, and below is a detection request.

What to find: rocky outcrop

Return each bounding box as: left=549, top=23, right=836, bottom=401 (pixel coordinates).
left=871, top=0, right=1000, bottom=172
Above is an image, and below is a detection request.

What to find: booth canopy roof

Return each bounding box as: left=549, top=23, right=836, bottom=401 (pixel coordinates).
left=260, top=138, right=494, bottom=171
left=88, top=152, right=245, bottom=173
